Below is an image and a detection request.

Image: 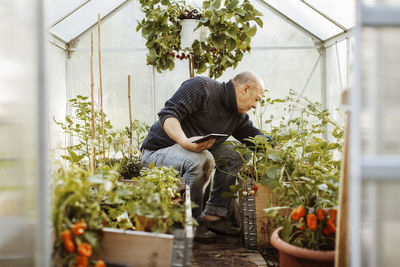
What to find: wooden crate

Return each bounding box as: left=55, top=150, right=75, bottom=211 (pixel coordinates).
left=99, top=184, right=193, bottom=267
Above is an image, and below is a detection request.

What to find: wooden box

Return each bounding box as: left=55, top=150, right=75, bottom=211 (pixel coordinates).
left=98, top=184, right=193, bottom=267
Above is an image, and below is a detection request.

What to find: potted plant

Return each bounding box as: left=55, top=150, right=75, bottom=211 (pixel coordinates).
left=270, top=207, right=337, bottom=267
left=136, top=0, right=263, bottom=78
left=230, top=90, right=343, bottom=257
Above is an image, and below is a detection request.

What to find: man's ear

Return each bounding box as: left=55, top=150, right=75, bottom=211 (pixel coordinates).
left=242, top=85, right=249, bottom=94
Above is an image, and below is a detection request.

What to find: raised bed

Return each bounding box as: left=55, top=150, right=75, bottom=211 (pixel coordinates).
left=98, top=184, right=193, bottom=267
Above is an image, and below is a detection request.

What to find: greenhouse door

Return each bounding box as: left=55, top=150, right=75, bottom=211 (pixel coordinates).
left=351, top=1, right=400, bottom=267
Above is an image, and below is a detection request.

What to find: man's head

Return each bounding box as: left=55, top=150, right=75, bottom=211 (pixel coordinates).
left=232, top=71, right=265, bottom=114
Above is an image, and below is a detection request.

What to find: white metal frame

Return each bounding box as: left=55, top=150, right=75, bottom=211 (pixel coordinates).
left=351, top=2, right=400, bottom=267
left=37, top=0, right=51, bottom=266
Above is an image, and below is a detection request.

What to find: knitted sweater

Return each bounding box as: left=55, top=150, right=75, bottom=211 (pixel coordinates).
left=141, top=76, right=263, bottom=151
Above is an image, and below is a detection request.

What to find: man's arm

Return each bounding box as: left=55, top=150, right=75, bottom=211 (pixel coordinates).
left=163, top=117, right=215, bottom=153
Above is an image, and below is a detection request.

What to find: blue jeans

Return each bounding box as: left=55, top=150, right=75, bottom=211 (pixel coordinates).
left=141, top=143, right=243, bottom=219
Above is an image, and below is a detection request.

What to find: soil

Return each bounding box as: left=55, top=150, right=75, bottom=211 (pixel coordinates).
left=191, top=233, right=280, bottom=267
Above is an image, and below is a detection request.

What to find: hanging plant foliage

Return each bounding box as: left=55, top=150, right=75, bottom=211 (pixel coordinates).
left=136, top=0, right=263, bottom=79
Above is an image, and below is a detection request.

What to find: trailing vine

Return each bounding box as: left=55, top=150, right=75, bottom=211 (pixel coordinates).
left=136, top=0, right=263, bottom=78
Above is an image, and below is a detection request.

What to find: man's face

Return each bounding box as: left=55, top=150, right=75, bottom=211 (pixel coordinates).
left=236, top=84, right=264, bottom=114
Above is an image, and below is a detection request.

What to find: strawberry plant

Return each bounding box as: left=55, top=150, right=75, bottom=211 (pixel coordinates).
left=136, top=0, right=263, bottom=78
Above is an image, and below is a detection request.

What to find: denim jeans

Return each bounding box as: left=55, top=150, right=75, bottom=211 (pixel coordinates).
left=141, top=143, right=243, bottom=219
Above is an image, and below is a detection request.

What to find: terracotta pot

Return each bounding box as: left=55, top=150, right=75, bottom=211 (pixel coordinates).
left=270, top=227, right=335, bottom=267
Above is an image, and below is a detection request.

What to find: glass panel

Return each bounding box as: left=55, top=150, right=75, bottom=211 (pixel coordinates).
left=363, top=0, right=400, bottom=4
left=362, top=181, right=400, bottom=267
left=262, top=0, right=343, bottom=40
left=306, top=0, right=356, bottom=29
left=48, top=0, right=88, bottom=26
left=49, top=0, right=127, bottom=43
left=361, top=27, right=400, bottom=154
left=0, top=0, right=41, bottom=265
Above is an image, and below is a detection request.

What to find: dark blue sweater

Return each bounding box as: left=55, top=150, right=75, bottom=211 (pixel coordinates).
left=141, top=76, right=263, bottom=151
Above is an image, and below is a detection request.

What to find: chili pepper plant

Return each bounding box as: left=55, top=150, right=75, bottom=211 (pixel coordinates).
left=52, top=163, right=191, bottom=266
left=233, top=89, right=344, bottom=250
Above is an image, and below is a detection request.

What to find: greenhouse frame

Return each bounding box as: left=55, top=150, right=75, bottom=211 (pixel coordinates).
left=1, top=0, right=399, bottom=266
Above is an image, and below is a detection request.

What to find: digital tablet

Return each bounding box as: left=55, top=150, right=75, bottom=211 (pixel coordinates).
left=191, top=133, right=229, bottom=143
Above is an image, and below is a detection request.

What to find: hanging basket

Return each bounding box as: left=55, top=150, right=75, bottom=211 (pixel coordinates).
left=180, top=19, right=200, bottom=50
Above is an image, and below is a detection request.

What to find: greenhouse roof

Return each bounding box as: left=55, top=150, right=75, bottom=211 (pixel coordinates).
left=49, top=0, right=129, bottom=43
left=49, top=0, right=355, bottom=44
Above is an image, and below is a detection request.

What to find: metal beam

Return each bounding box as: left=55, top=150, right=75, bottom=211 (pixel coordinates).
left=361, top=155, right=400, bottom=181
left=300, top=0, right=348, bottom=31
left=257, top=0, right=322, bottom=43
left=323, top=28, right=355, bottom=48
left=362, top=5, right=400, bottom=26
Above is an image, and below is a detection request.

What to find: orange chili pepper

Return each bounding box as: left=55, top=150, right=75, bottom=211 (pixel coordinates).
left=316, top=208, right=327, bottom=221
left=291, top=206, right=306, bottom=221
left=73, top=222, right=87, bottom=235
left=77, top=243, right=92, bottom=257
left=329, top=209, right=337, bottom=223
left=61, top=230, right=73, bottom=242
left=64, top=239, right=75, bottom=253
left=306, top=213, right=317, bottom=231
left=75, top=256, right=88, bottom=267
left=95, top=260, right=107, bottom=267
left=327, top=220, right=336, bottom=234
left=323, top=226, right=331, bottom=235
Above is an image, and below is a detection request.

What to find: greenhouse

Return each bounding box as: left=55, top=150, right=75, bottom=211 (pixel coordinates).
left=1, top=0, right=399, bottom=266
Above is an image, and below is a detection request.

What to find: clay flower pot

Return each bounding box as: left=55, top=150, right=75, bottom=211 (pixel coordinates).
left=270, top=227, right=335, bottom=267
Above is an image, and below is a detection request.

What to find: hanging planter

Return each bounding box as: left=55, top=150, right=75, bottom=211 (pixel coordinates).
left=180, top=19, right=200, bottom=50
left=136, top=0, right=263, bottom=78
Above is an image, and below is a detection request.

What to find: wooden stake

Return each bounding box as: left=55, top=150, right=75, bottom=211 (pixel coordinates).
left=335, top=89, right=349, bottom=267
left=98, top=14, right=106, bottom=164
left=128, top=75, right=133, bottom=148
left=90, top=32, right=96, bottom=174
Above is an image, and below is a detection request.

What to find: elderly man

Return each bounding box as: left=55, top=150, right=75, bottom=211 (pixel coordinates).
left=140, top=71, right=265, bottom=242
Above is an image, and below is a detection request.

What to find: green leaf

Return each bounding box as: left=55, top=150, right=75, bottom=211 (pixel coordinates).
left=281, top=220, right=292, bottom=242
left=267, top=167, right=281, bottom=179
left=264, top=206, right=288, bottom=217
left=203, top=1, right=211, bottom=9
left=211, top=0, right=221, bottom=9
left=226, top=0, right=239, bottom=11
left=254, top=17, right=263, bottom=28
left=245, top=25, right=257, bottom=37
left=67, top=149, right=84, bottom=163
left=227, top=38, right=236, bottom=50
left=213, top=35, right=225, bottom=49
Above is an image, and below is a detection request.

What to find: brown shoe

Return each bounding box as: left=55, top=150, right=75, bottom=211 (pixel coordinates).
left=203, top=219, right=241, bottom=236
left=194, top=223, right=217, bottom=243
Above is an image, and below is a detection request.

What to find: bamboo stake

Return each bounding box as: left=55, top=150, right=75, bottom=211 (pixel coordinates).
left=98, top=14, right=106, bottom=164
left=128, top=75, right=133, bottom=148
left=90, top=32, right=96, bottom=174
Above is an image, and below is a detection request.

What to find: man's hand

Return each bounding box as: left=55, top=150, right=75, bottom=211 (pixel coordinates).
left=181, top=136, right=216, bottom=152
left=163, top=117, right=215, bottom=152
